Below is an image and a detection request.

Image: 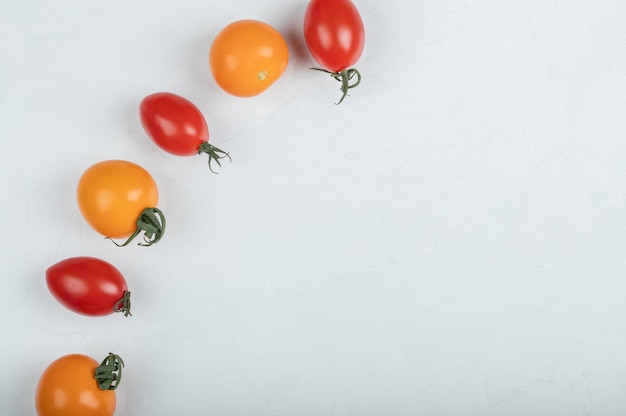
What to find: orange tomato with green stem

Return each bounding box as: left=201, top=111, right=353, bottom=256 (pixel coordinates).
left=209, top=19, right=289, bottom=97
left=35, top=353, right=124, bottom=416
left=76, top=160, right=165, bottom=247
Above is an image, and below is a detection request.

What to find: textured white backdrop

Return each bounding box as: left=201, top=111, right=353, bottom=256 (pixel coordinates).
left=2, top=0, right=626, bottom=415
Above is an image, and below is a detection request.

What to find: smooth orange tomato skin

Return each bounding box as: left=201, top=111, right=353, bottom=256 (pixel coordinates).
left=77, top=160, right=158, bottom=238
left=35, top=354, right=116, bottom=416
left=209, top=19, right=289, bottom=97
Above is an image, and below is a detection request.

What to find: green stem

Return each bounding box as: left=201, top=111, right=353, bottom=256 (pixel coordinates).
left=311, top=67, right=362, bottom=104
left=198, top=141, right=231, bottom=174
left=107, top=207, right=166, bottom=247
left=114, top=291, right=132, bottom=317
left=94, top=353, right=125, bottom=391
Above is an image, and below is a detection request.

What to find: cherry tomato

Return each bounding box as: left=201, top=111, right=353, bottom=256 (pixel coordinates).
left=304, top=0, right=365, bottom=104
left=76, top=160, right=165, bottom=246
left=139, top=92, right=230, bottom=172
left=209, top=19, right=289, bottom=97
left=35, top=353, right=124, bottom=416
left=46, top=256, right=131, bottom=317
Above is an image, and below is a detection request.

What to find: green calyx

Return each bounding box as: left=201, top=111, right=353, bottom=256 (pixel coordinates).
left=199, top=141, right=231, bottom=173
left=311, top=67, right=362, bottom=105
left=94, top=353, right=125, bottom=391
left=107, top=207, right=166, bottom=247
left=114, top=291, right=132, bottom=317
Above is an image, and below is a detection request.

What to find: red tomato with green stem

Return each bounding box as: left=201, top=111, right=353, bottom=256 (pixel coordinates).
left=140, top=92, right=230, bottom=173
left=46, top=257, right=131, bottom=317
left=35, top=352, right=124, bottom=416
left=304, top=0, right=365, bottom=104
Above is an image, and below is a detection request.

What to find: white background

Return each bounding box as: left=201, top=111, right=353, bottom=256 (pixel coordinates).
left=2, top=0, right=626, bottom=415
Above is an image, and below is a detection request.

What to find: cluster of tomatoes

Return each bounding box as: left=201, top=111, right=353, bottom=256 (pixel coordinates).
left=34, top=0, right=364, bottom=414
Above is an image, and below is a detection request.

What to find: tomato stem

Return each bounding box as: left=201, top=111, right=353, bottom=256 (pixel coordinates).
left=94, top=353, right=124, bottom=391
left=311, top=67, right=361, bottom=104
left=107, top=207, right=166, bottom=247
left=198, top=141, right=231, bottom=173
left=114, top=290, right=132, bottom=317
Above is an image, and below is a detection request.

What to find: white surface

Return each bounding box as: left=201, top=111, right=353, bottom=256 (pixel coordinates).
left=2, top=0, right=626, bottom=414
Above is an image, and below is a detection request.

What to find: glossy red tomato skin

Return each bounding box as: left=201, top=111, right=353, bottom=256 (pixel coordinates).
left=304, top=0, right=365, bottom=72
left=46, top=257, right=128, bottom=316
left=140, top=92, right=209, bottom=156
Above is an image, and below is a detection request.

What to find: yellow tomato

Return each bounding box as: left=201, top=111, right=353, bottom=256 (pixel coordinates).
left=209, top=19, right=289, bottom=97
left=76, top=160, right=164, bottom=246
left=35, top=354, right=119, bottom=416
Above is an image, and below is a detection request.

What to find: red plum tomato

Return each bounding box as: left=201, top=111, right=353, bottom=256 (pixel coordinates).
left=46, top=257, right=131, bottom=317
left=139, top=92, right=230, bottom=172
left=304, top=0, right=365, bottom=103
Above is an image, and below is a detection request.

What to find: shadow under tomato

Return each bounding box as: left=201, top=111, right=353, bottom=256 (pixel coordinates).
left=277, top=4, right=312, bottom=66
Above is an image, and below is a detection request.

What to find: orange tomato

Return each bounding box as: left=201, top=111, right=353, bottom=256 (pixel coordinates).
left=35, top=354, right=118, bottom=416
left=209, top=19, right=289, bottom=97
left=77, top=160, right=165, bottom=246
